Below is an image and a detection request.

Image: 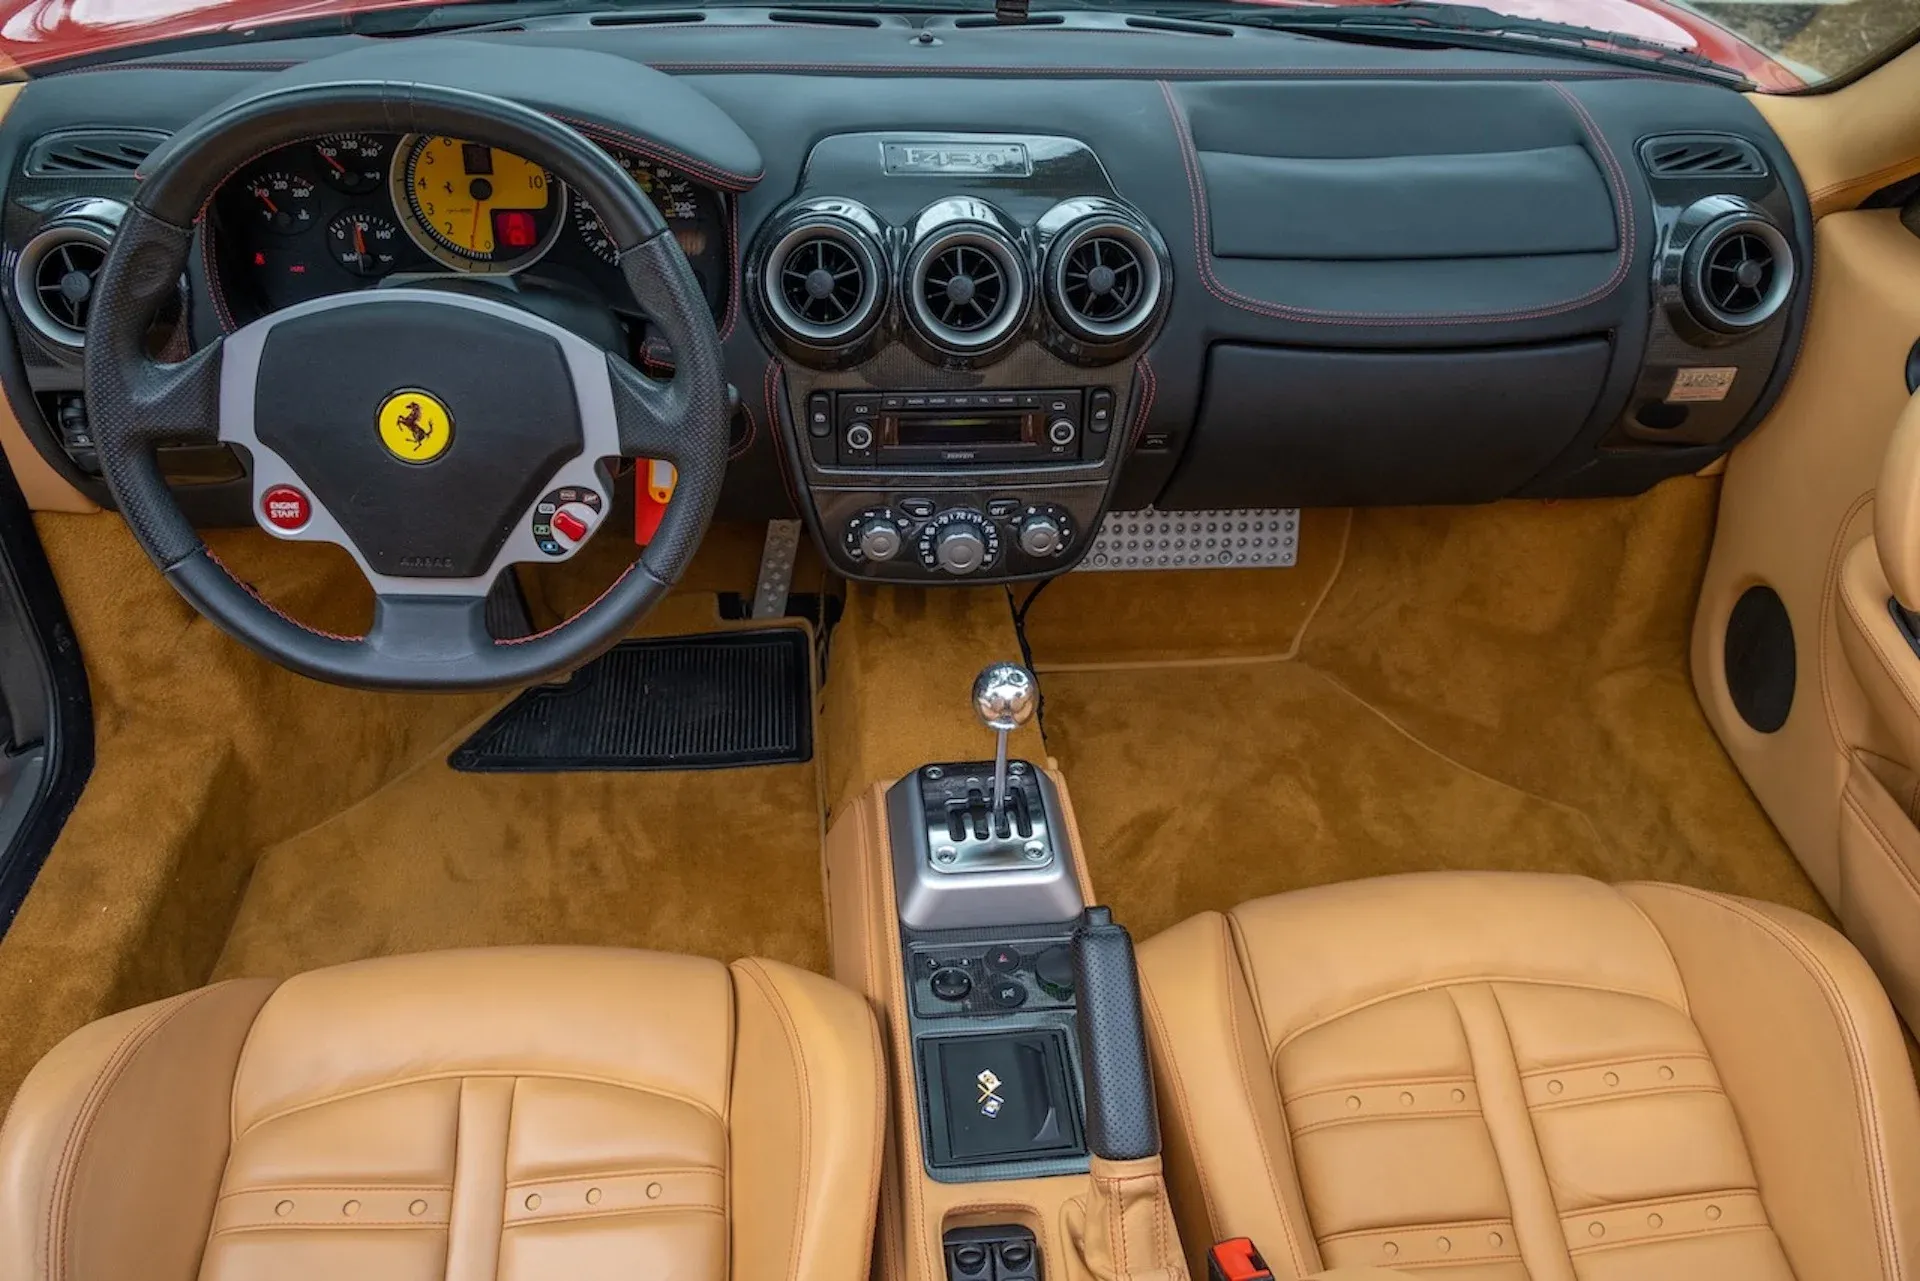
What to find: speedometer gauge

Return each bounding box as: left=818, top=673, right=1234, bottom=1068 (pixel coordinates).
left=572, top=155, right=710, bottom=264
left=390, top=134, right=565, bottom=273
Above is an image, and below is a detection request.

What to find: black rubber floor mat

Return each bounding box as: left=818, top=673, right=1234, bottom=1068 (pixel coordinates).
left=449, top=629, right=812, bottom=772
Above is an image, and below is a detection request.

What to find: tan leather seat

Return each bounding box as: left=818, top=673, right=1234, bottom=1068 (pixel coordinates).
left=1138, top=872, right=1920, bottom=1281
left=0, top=946, right=883, bottom=1281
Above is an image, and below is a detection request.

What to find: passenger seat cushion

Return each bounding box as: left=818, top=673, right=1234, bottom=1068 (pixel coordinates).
left=1138, top=872, right=1920, bottom=1281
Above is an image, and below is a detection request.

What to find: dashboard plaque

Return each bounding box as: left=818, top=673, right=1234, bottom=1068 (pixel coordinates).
left=882, top=140, right=1032, bottom=178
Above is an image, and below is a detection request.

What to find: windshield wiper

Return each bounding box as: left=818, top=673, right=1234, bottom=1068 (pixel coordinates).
left=1140, top=2, right=1752, bottom=87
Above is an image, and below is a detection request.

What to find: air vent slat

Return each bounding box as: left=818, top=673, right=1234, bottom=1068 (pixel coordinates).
left=906, top=225, right=1026, bottom=355
left=23, top=130, right=166, bottom=179
left=1681, top=212, right=1792, bottom=335
left=1046, top=218, right=1161, bottom=344
left=14, top=212, right=119, bottom=349
left=760, top=216, right=883, bottom=349
left=1639, top=134, right=1767, bottom=181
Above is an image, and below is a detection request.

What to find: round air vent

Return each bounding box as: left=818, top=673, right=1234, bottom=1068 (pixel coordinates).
left=1046, top=218, right=1161, bottom=343
left=13, top=203, right=122, bottom=349
left=906, top=225, right=1027, bottom=355
left=760, top=217, right=883, bottom=348
left=1682, top=213, right=1793, bottom=334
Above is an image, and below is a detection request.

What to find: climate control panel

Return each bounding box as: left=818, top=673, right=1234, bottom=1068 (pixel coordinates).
left=838, top=498, right=1078, bottom=577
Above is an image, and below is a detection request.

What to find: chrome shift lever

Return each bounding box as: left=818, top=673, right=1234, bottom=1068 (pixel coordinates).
left=972, top=662, right=1037, bottom=814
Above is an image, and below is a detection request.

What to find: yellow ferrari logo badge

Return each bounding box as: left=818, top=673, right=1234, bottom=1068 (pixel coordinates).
left=377, top=390, right=453, bottom=463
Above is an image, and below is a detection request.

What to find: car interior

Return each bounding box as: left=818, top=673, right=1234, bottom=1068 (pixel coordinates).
left=3, top=0, right=1920, bottom=1276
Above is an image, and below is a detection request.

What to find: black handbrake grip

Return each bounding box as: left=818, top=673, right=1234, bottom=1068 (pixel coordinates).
left=1070, top=905, right=1162, bottom=1161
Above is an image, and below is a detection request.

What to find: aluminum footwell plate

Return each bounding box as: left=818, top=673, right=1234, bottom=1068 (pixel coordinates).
left=1073, top=507, right=1300, bottom=572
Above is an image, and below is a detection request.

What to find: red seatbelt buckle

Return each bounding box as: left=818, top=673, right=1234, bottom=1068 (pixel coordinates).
left=1208, top=1239, right=1274, bottom=1281
left=632, top=459, right=677, bottom=546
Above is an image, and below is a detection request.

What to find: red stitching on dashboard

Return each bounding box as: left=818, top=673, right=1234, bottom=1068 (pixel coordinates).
left=1128, top=355, right=1157, bottom=449
left=764, top=358, right=803, bottom=513
left=556, top=114, right=762, bottom=190
left=719, top=194, right=743, bottom=342
left=1155, top=78, right=1636, bottom=326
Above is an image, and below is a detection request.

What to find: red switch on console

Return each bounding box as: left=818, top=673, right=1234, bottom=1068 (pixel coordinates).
left=550, top=508, right=589, bottom=542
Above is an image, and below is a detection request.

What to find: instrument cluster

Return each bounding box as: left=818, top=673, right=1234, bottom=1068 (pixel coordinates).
left=206, top=131, right=728, bottom=327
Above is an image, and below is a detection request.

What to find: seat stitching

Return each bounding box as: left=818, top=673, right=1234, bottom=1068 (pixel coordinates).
left=1518, top=1049, right=1713, bottom=1076
left=49, top=986, right=227, bottom=1281
left=736, top=959, right=815, bottom=1281
left=1842, top=789, right=1920, bottom=902
left=238, top=1070, right=725, bottom=1137
left=1284, top=1072, right=1477, bottom=1103
left=1652, top=884, right=1903, bottom=1281
left=1527, top=1083, right=1724, bottom=1113
left=1618, top=892, right=1690, bottom=1017
left=1274, top=974, right=1688, bottom=1052
left=1218, top=913, right=1312, bottom=1277
left=1569, top=1221, right=1773, bottom=1256
left=1319, top=1215, right=1512, bottom=1244
left=1138, top=973, right=1224, bottom=1242
left=1824, top=496, right=1879, bottom=753
left=1484, top=983, right=1582, bottom=1279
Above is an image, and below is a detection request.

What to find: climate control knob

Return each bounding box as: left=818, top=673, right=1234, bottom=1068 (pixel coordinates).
left=856, top=518, right=902, bottom=562
left=1017, top=514, right=1065, bottom=557
left=936, top=522, right=988, bottom=574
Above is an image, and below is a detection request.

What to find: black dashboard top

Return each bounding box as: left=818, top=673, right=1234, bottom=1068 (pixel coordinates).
left=0, top=16, right=1815, bottom=555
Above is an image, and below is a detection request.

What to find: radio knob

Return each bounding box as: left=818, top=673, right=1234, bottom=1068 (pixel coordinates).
left=1017, top=513, right=1065, bottom=557
left=1047, top=418, right=1077, bottom=447
left=856, top=518, right=903, bottom=563
left=845, top=420, right=875, bottom=451
left=935, top=521, right=989, bottom=575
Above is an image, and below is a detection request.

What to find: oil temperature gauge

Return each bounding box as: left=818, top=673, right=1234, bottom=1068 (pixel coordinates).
left=246, top=171, right=318, bottom=236
left=327, top=211, right=401, bottom=277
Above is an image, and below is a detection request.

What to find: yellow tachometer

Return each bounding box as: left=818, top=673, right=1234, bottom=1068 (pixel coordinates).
left=392, top=135, right=565, bottom=272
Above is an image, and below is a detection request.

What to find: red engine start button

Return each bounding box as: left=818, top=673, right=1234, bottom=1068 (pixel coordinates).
left=260, top=484, right=312, bottom=532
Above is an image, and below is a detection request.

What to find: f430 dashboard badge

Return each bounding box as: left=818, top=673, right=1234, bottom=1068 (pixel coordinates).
left=377, top=389, right=454, bottom=464
left=882, top=141, right=1032, bottom=179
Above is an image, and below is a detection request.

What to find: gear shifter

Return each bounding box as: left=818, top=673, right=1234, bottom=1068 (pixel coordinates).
left=972, top=662, right=1037, bottom=817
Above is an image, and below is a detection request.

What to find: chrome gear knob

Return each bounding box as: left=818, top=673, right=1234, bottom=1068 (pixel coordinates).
left=972, top=662, right=1037, bottom=733
left=972, top=662, right=1036, bottom=814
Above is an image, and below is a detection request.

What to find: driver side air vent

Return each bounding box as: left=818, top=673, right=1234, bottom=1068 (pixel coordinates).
left=1639, top=134, right=1767, bottom=181
left=1683, top=214, right=1793, bottom=334
left=759, top=215, right=884, bottom=349
left=905, top=225, right=1027, bottom=355
left=12, top=202, right=125, bottom=350
left=23, top=129, right=166, bottom=178
left=1046, top=218, right=1161, bottom=343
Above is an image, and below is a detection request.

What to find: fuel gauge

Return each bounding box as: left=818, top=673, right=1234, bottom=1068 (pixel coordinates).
left=327, top=211, right=401, bottom=277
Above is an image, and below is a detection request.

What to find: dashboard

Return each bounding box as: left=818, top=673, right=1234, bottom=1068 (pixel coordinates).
left=0, top=18, right=1817, bottom=586
left=204, top=131, right=730, bottom=328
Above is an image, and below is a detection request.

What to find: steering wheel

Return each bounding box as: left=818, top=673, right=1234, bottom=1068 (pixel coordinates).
left=83, top=82, right=730, bottom=690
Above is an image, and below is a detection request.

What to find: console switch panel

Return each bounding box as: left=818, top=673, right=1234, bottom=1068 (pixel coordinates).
left=946, top=1226, right=1041, bottom=1281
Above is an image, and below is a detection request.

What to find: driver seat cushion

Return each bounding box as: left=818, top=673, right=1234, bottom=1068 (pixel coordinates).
left=0, top=946, right=884, bottom=1281
left=1137, top=872, right=1920, bottom=1281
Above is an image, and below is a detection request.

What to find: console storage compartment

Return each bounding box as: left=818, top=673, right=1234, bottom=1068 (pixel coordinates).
left=1162, top=338, right=1611, bottom=508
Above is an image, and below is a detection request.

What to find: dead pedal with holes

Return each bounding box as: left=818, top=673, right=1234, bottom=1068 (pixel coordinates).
left=449, top=630, right=812, bottom=772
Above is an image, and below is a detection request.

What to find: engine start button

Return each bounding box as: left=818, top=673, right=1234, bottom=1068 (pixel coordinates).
left=260, top=484, right=312, bottom=532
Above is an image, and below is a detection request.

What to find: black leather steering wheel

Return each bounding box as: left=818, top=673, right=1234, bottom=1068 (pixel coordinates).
left=84, top=81, right=730, bottom=691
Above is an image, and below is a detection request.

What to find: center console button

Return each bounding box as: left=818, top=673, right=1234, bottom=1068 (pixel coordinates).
left=986, top=498, right=1021, bottom=520
left=987, top=977, right=1027, bottom=1009
left=1033, top=945, right=1075, bottom=1001
left=1018, top=514, right=1064, bottom=557
left=1047, top=418, right=1077, bottom=447
left=845, top=421, right=874, bottom=451
left=936, top=522, right=988, bottom=575
left=806, top=392, right=832, bottom=438
left=984, top=944, right=1024, bottom=974
left=1088, top=388, right=1115, bottom=431
left=930, top=968, right=973, bottom=1002
left=857, top=519, right=903, bottom=562
left=900, top=497, right=937, bottom=519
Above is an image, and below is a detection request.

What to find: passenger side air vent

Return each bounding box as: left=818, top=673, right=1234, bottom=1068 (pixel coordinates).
left=1046, top=218, right=1161, bottom=343
left=758, top=213, right=885, bottom=349
left=12, top=201, right=125, bottom=350
left=1639, top=134, right=1768, bottom=181
left=905, top=224, right=1027, bottom=356
left=23, top=129, right=166, bottom=179
left=1682, top=213, right=1793, bottom=334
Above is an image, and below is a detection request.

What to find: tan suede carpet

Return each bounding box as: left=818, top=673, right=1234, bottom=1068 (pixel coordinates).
left=0, top=519, right=828, bottom=1112
left=1031, top=477, right=1829, bottom=940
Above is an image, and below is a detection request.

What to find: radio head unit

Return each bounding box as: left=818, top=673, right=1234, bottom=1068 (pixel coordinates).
left=807, top=387, right=1119, bottom=467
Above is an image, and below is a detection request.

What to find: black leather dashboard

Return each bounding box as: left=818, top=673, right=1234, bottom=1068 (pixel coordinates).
left=0, top=15, right=1814, bottom=541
